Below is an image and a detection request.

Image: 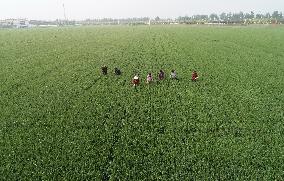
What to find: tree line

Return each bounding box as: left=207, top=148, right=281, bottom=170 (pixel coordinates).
left=79, top=11, right=284, bottom=25
left=1, top=10, right=283, bottom=28
left=176, top=11, right=284, bottom=24
left=77, top=11, right=284, bottom=25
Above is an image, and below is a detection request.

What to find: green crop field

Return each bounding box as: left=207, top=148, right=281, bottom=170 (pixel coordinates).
left=1, top=25, right=284, bottom=180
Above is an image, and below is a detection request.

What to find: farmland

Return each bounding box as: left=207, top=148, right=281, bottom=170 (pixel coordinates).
left=0, top=25, right=284, bottom=180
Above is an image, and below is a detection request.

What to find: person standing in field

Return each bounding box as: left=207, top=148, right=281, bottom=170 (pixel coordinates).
left=132, top=75, right=140, bottom=86
left=170, top=70, right=177, bottom=79
left=146, top=73, right=154, bottom=83
left=192, top=71, right=199, bottom=81
left=114, top=67, right=122, bottom=75
left=158, top=70, right=165, bottom=80
left=101, top=65, right=108, bottom=75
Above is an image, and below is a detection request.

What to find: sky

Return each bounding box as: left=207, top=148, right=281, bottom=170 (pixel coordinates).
left=0, top=0, right=283, bottom=20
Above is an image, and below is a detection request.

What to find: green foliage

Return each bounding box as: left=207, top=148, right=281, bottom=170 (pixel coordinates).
left=0, top=26, right=284, bottom=180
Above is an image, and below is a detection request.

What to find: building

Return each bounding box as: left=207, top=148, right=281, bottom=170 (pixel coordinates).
left=0, top=19, right=30, bottom=28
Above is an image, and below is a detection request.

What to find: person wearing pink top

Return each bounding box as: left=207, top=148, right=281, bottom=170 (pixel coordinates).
left=146, top=73, right=154, bottom=84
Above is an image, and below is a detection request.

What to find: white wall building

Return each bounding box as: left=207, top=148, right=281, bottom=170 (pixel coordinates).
left=0, top=19, right=30, bottom=28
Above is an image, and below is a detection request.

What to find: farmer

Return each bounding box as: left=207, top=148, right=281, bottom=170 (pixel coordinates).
left=132, top=75, right=140, bottom=86
left=146, top=73, right=154, bottom=83
left=158, top=70, right=165, bottom=80
left=114, top=67, right=122, bottom=75
left=192, top=71, right=199, bottom=81
left=101, top=65, right=108, bottom=75
left=170, top=70, right=177, bottom=79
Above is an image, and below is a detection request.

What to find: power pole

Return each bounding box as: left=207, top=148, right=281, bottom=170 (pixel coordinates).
left=63, top=3, right=67, bottom=25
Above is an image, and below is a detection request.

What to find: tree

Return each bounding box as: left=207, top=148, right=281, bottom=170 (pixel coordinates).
left=256, top=14, right=263, bottom=19
left=220, top=12, right=227, bottom=21
left=227, top=12, right=232, bottom=22
left=271, top=11, right=280, bottom=23
left=272, top=11, right=283, bottom=20
left=231, top=12, right=244, bottom=22
left=177, top=16, right=191, bottom=23
left=184, top=15, right=191, bottom=22
left=177, top=16, right=182, bottom=23
left=239, top=12, right=245, bottom=20
left=250, top=11, right=255, bottom=19
left=265, top=13, right=271, bottom=19
left=155, top=16, right=160, bottom=22
left=244, top=13, right=251, bottom=20
left=209, top=13, right=219, bottom=21
left=272, top=11, right=278, bottom=18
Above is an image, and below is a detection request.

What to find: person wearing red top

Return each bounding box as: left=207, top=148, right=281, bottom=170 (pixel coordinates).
left=132, top=75, right=140, bottom=86
left=192, top=71, right=199, bottom=81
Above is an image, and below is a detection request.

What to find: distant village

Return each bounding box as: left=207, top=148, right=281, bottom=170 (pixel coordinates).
left=1, top=11, right=283, bottom=28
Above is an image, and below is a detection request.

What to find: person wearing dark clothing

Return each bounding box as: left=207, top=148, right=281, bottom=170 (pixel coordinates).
left=158, top=70, right=165, bottom=80
left=114, top=68, right=122, bottom=75
left=101, top=65, right=108, bottom=75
